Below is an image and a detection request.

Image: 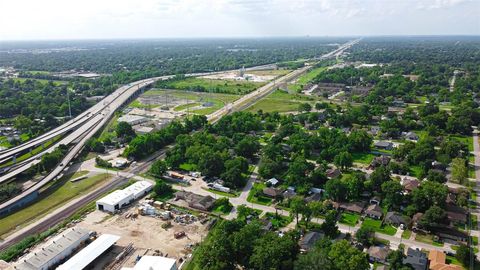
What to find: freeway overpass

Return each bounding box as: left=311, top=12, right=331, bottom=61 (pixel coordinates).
left=0, top=39, right=360, bottom=216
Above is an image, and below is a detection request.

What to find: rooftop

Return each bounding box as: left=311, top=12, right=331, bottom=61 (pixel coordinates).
left=57, top=234, right=121, bottom=270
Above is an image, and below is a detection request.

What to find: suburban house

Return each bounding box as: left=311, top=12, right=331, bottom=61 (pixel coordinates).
left=445, top=203, right=468, bottom=225
left=430, top=226, right=468, bottom=244
left=369, top=196, right=381, bottom=205
left=299, top=231, right=325, bottom=252
left=385, top=212, right=407, bottom=227
left=334, top=201, right=366, bottom=214
left=305, top=193, right=322, bottom=203
left=367, top=246, right=390, bottom=263
left=326, top=168, right=341, bottom=179
left=403, top=248, right=428, bottom=270
left=374, top=141, right=394, bottom=150
left=174, top=191, right=216, bottom=211
left=283, top=189, right=297, bottom=200
left=263, top=187, right=283, bottom=198
left=369, top=156, right=391, bottom=169
left=428, top=249, right=462, bottom=270
left=401, top=178, right=420, bottom=194
left=403, top=131, right=419, bottom=141
left=412, top=212, right=424, bottom=230
left=266, top=178, right=279, bottom=187
left=365, top=204, right=383, bottom=220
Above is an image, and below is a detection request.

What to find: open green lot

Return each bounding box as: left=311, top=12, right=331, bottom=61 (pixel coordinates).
left=247, top=182, right=273, bottom=206
left=0, top=172, right=109, bottom=238
left=290, top=66, right=327, bottom=92
left=362, top=218, right=397, bottom=236
left=415, top=233, right=444, bottom=247
left=247, top=90, right=319, bottom=113
left=264, top=212, right=293, bottom=229
left=158, top=77, right=264, bottom=95
left=339, top=212, right=360, bottom=226
left=10, top=77, right=67, bottom=86
left=141, top=89, right=241, bottom=115
left=352, top=152, right=375, bottom=164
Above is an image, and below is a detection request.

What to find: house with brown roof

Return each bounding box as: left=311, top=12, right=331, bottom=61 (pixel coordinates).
left=428, top=249, right=462, bottom=270
left=336, top=201, right=366, bottom=214
left=401, top=177, right=420, bottom=193
left=326, top=168, right=341, bottom=179
left=367, top=246, right=390, bottom=263
left=445, top=203, right=468, bottom=225
left=365, top=204, right=383, bottom=220
left=385, top=212, right=407, bottom=227
left=263, top=187, right=283, bottom=198
left=174, top=191, right=216, bottom=211
left=368, top=155, right=391, bottom=169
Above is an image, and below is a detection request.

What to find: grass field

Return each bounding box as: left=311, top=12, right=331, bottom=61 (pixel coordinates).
left=0, top=172, right=109, bottom=238
left=247, top=183, right=273, bottom=206
left=362, top=218, right=397, bottom=236
left=246, top=89, right=319, bottom=113
left=415, top=233, right=444, bottom=247
left=402, top=229, right=412, bottom=239
left=339, top=212, right=360, bottom=226
left=158, top=77, right=264, bottom=95
left=173, top=102, right=201, bottom=112
left=264, top=212, right=293, bottom=229
left=291, top=66, right=327, bottom=92
left=142, top=89, right=241, bottom=115
left=10, top=77, right=67, bottom=86
left=352, top=152, right=375, bottom=164
left=248, top=70, right=291, bottom=76
left=0, top=133, right=30, bottom=148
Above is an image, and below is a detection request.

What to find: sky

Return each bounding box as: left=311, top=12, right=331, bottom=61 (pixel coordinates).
left=0, top=0, right=479, bottom=40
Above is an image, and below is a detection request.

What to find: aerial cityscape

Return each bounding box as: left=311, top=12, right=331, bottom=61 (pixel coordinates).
left=0, top=0, right=479, bottom=270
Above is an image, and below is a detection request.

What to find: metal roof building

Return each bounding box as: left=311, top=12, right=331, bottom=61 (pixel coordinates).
left=12, top=228, right=90, bottom=270
left=57, top=234, right=121, bottom=270
left=96, top=181, right=153, bottom=213
left=121, top=256, right=178, bottom=270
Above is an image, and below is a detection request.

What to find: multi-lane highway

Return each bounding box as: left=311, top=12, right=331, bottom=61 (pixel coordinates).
left=207, top=38, right=361, bottom=122
left=0, top=39, right=360, bottom=216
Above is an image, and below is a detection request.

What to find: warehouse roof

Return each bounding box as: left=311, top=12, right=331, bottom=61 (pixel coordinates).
left=57, top=234, right=121, bottom=270
left=97, top=189, right=132, bottom=206
left=123, top=181, right=153, bottom=197
left=14, top=228, right=90, bottom=270
left=124, top=256, right=177, bottom=270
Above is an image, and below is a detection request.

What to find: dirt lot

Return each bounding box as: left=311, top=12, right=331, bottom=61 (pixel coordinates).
left=75, top=204, right=209, bottom=269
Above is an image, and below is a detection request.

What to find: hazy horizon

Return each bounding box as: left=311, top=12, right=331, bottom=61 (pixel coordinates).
left=1, top=0, right=479, bottom=41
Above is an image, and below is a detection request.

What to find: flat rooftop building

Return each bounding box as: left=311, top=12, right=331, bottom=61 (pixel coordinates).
left=57, top=234, right=121, bottom=270
left=96, top=181, right=153, bottom=213
left=12, top=228, right=90, bottom=270
left=121, top=256, right=178, bottom=270
left=118, top=115, right=148, bottom=126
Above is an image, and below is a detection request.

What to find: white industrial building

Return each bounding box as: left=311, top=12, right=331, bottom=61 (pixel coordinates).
left=57, top=234, right=121, bottom=270
left=96, top=181, right=153, bottom=213
left=11, top=228, right=90, bottom=270
left=118, top=115, right=148, bottom=126
left=121, top=256, right=178, bottom=270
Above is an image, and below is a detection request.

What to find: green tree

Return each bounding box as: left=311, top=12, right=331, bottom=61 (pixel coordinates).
left=290, top=196, right=305, bottom=226
left=116, top=121, right=136, bottom=140
left=235, top=136, right=260, bottom=159
left=153, top=180, right=172, bottom=197
left=149, top=159, right=167, bottom=178
left=321, top=210, right=339, bottom=238
left=418, top=205, right=446, bottom=229
left=249, top=232, right=299, bottom=270
left=328, top=240, right=369, bottom=270
left=355, top=227, right=375, bottom=246
left=334, top=151, right=353, bottom=171
left=451, top=158, right=468, bottom=184
left=381, top=180, right=403, bottom=210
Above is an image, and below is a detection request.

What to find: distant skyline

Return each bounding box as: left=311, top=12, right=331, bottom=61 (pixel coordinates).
left=1, top=0, right=479, bottom=40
